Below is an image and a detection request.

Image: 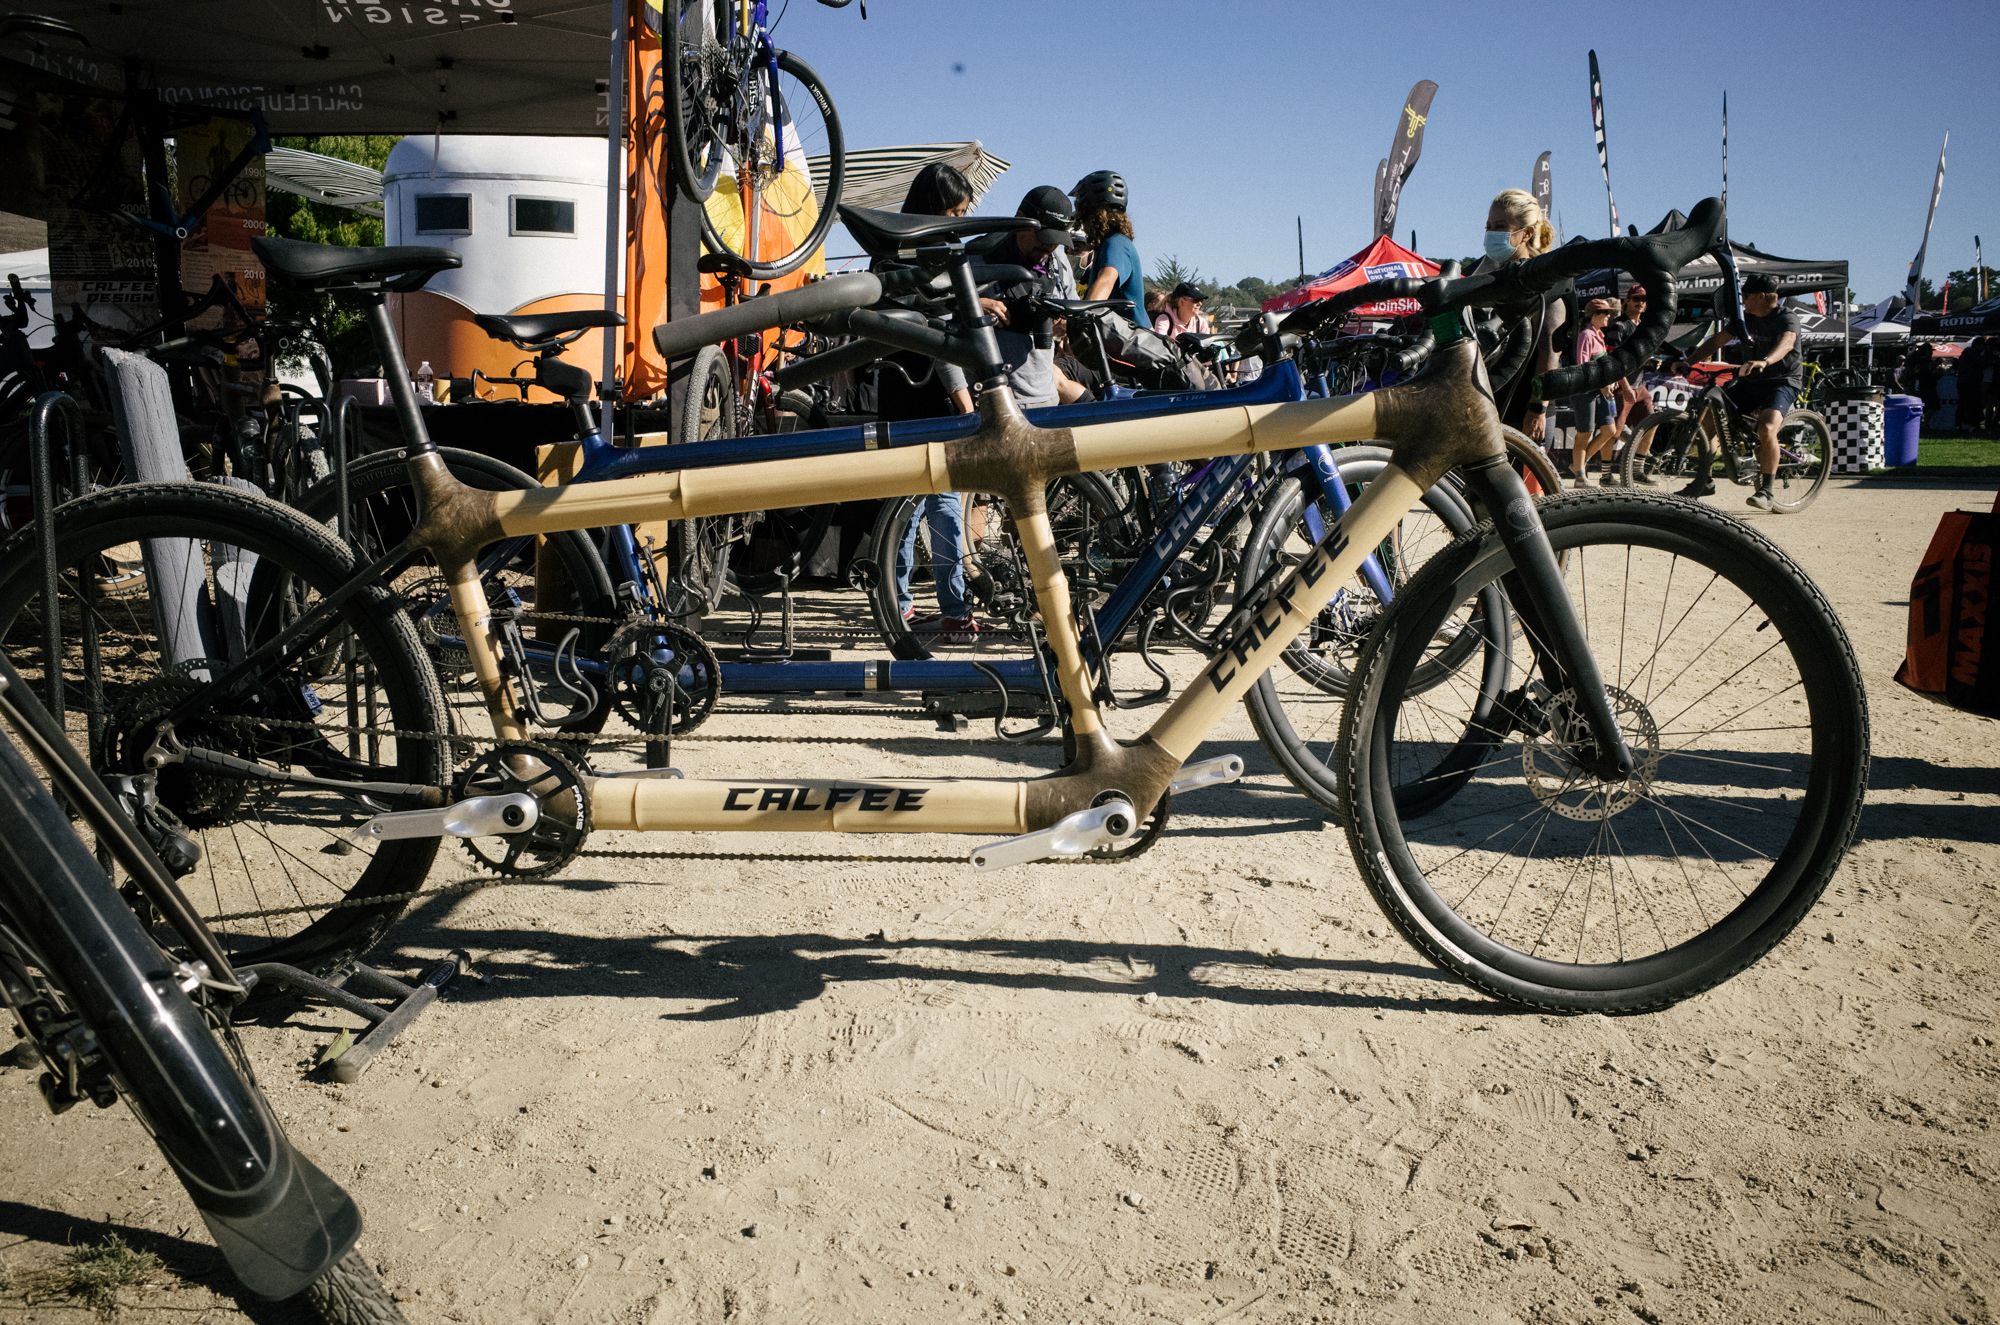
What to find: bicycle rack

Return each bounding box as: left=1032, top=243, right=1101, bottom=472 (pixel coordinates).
left=236, top=952, right=472, bottom=1084
left=27, top=392, right=101, bottom=742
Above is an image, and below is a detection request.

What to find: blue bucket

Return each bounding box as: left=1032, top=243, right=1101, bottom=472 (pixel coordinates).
left=1883, top=394, right=1923, bottom=467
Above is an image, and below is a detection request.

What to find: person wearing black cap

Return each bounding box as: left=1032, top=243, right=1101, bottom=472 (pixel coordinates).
left=1681, top=272, right=1801, bottom=509
left=936, top=183, right=1084, bottom=411
left=1153, top=281, right=1212, bottom=339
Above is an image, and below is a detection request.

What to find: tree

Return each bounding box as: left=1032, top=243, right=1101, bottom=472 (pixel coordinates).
left=265, top=135, right=399, bottom=373
left=1148, top=253, right=1200, bottom=294
left=1943, top=267, right=1999, bottom=311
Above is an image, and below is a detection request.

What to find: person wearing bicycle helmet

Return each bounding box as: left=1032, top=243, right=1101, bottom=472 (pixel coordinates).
left=1682, top=271, right=1801, bottom=509
left=1074, top=171, right=1146, bottom=328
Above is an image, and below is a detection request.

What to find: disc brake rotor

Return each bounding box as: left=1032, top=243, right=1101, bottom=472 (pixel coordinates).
left=1521, top=685, right=1662, bottom=822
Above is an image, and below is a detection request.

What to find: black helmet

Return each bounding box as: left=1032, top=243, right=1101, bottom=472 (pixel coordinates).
left=1071, top=170, right=1127, bottom=212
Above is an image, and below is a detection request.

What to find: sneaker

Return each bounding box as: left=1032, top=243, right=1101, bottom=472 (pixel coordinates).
left=934, top=614, right=981, bottom=645
left=1677, top=475, right=1716, bottom=499
left=1632, top=460, right=1657, bottom=486
left=1746, top=484, right=1776, bottom=512
left=1600, top=468, right=1626, bottom=486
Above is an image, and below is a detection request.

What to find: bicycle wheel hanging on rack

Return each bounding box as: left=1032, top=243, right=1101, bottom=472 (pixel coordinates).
left=669, top=0, right=845, bottom=282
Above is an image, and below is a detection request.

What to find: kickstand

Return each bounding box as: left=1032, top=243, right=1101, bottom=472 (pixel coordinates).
left=236, top=950, right=471, bottom=1083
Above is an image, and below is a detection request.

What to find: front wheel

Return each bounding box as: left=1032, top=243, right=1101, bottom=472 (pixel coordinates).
left=1338, top=490, right=1868, bottom=1012
left=306, top=1248, right=408, bottom=1323
left=1236, top=451, right=1491, bottom=817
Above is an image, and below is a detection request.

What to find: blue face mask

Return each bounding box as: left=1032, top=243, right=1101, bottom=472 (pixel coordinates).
left=1484, top=229, right=1518, bottom=262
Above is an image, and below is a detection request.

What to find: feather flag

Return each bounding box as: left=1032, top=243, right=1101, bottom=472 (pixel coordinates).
left=1905, top=131, right=1948, bottom=308
left=1532, top=151, right=1552, bottom=224
left=1376, top=81, right=1438, bottom=239
left=1588, top=51, right=1620, bottom=237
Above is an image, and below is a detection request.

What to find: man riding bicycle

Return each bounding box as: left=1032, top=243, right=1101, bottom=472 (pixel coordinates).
left=1678, top=272, right=1800, bottom=511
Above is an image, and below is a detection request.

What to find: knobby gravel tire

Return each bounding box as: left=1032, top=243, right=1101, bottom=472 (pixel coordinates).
left=0, top=481, right=449, bottom=974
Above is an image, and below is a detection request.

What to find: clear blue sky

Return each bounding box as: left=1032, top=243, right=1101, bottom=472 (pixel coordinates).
left=778, top=0, right=1998, bottom=301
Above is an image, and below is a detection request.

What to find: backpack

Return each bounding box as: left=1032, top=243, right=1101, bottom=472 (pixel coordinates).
left=1070, top=308, right=1214, bottom=392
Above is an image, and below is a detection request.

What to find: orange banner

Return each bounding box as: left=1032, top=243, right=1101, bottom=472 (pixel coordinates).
left=621, top=7, right=672, bottom=400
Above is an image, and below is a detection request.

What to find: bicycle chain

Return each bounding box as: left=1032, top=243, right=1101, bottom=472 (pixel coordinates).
left=88, top=675, right=1155, bottom=928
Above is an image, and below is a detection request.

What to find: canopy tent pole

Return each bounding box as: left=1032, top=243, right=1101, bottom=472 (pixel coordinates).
left=600, top=0, right=628, bottom=438
left=1844, top=297, right=1850, bottom=370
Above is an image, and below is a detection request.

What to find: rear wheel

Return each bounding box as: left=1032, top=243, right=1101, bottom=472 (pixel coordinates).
left=693, top=50, right=845, bottom=281
left=1617, top=406, right=1702, bottom=486
left=1768, top=407, right=1831, bottom=512
left=866, top=474, right=1119, bottom=661
left=0, top=482, right=449, bottom=973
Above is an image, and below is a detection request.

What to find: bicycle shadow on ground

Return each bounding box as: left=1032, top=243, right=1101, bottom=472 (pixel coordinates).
left=1852, top=756, right=2000, bottom=846
left=373, top=898, right=1504, bottom=1024
left=0, top=1199, right=320, bottom=1323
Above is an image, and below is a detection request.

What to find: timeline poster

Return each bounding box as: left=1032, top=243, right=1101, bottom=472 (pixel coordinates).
left=42, top=93, right=157, bottom=337
left=176, top=118, right=267, bottom=330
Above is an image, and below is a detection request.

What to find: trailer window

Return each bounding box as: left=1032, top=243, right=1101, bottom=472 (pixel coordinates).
left=511, top=197, right=576, bottom=237
left=414, top=194, right=471, bottom=234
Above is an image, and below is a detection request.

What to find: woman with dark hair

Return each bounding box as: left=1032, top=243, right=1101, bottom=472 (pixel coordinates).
left=902, top=160, right=975, bottom=220
left=880, top=161, right=978, bottom=635
left=1073, top=171, right=1145, bottom=326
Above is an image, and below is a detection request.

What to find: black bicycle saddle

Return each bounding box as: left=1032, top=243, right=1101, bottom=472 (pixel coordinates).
left=251, top=236, right=460, bottom=293
left=472, top=308, right=625, bottom=348
left=838, top=204, right=1033, bottom=261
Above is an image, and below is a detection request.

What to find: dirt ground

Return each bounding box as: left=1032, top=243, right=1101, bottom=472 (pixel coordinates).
left=3, top=474, right=1997, bottom=1325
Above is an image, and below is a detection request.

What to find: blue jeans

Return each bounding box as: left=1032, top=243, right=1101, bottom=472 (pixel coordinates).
left=895, top=493, right=969, bottom=618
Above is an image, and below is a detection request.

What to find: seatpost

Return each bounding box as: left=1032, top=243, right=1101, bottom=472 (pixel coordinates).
left=945, top=250, right=1009, bottom=391
left=365, top=293, right=441, bottom=458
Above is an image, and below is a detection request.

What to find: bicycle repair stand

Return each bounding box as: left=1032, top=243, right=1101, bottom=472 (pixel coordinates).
left=234, top=953, right=472, bottom=1084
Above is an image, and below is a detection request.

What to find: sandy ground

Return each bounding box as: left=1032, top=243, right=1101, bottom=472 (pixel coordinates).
left=3, top=474, right=1997, bottom=1325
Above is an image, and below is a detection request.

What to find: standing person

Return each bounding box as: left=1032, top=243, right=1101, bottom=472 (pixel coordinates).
left=1680, top=272, right=1801, bottom=510
left=880, top=163, right=977, bottom=635
left=1603, top=283, right=1657, bottom=483
left=1074, top=171, right=1145, bottom=325
left=1153, top=282, right=1212, bottom=338
left=1143, top=288, right=1167, bottom=328
left=1475, top=188, right=1562, bottom=446
left=1566, top=298, right=1621, bottom=482
left=1962, top=337, right=1990, bottom=434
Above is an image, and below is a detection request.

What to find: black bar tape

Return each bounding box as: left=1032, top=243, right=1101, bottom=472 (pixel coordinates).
left=651, top=271, right=885, bottom=363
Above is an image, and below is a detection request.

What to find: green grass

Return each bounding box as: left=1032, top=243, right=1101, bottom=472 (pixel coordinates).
left=1914, top=436, right=2000, bottom=475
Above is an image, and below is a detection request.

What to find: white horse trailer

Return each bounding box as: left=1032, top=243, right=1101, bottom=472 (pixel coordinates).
left=382, top=135, right=620, bottom=399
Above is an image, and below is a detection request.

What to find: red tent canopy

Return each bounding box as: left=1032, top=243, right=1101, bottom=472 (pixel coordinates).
left=1263, top=235, right=1439, bottom=319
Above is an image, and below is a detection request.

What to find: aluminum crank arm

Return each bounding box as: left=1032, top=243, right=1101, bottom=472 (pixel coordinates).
left=969, top=756, right=1245, bottom=870
left=349, top=793, right=539, bottom=845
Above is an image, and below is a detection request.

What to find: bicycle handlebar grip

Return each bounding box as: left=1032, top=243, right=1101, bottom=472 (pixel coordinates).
left=651, top=271, right=885, bottom=363
left=1520, top=198, right=1722, bottom=396
left=1389, top=325, right=1435, bottom=376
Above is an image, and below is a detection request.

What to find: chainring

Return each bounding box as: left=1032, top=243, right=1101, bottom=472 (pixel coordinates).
left=603, top=616, right=721, bottom=738
left=453, top=741, right=592, bottom=878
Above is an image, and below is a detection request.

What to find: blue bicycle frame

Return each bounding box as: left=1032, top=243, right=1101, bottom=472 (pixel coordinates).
left=498, top=357, right=1396, bottom=707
